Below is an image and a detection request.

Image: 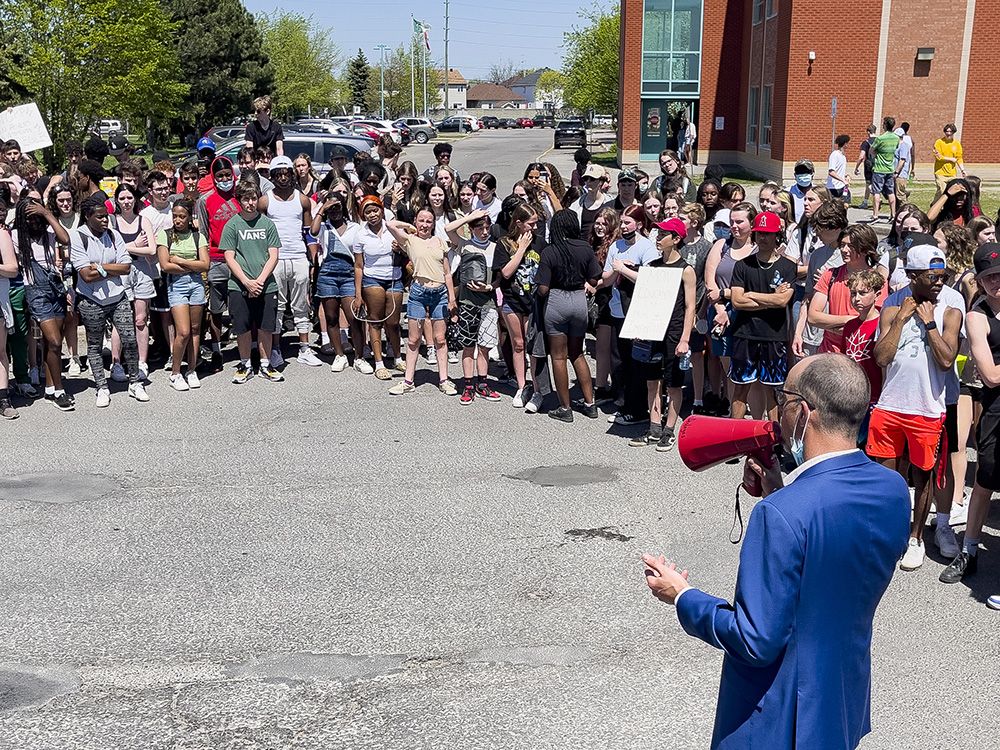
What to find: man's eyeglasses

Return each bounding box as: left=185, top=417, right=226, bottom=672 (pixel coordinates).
left=775, top=386, right=811, bottom=410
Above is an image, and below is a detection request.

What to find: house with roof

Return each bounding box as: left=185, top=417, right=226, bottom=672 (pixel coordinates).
left=435, top=68, right=468, bottom=110
left=465, top=83, right=525, bottom=109
left=503, top=68, right=563, bottom=110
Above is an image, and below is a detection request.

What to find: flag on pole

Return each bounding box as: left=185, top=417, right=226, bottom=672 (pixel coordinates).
left=413, top=17, right=431, bottom=51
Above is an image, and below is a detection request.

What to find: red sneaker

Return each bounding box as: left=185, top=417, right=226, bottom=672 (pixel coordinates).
left=475, top=382, right=502, bottom=401
left=460, top=386, right=476, bottom=405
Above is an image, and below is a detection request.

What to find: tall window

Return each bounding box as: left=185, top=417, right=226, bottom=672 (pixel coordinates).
left=766, top=0, right=777, bottom=17
left=747, top=87, right=760, bottom=145
left=761, top=86, right=772, bottom=147
left=641, top=0, right=704, bottom=95
left=753, top=0, right=765, bottom=23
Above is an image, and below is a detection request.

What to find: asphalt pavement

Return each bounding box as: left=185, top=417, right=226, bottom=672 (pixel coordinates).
left=0, top=128, right=997, bottom=748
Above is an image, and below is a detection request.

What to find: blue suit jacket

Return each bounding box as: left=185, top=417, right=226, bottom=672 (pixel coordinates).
left=676, top=452, right=910, bottom=750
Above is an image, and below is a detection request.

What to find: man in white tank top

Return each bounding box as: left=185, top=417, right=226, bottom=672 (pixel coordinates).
left=867, top=242, right=963, bottom=572
left=260, top=156, right=319, bottom=367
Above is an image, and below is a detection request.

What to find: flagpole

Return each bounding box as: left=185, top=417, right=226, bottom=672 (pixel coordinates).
left=410, top=18, right=416, bottom=117
left=422, top=26, right=428, bottom=118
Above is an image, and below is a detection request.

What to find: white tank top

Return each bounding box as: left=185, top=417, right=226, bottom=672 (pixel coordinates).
left=266, top=190, right=306, bottom=260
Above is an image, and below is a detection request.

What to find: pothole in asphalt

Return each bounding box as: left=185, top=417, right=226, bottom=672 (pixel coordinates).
left=505, top=464, right=616, bottom=487
left=0, top=472, right=119, bottom=506
left=0, top=666, right=80, bottom=711
left=225, top=652, right=407, bottom=683
left=564, top=526, right=634, bottom=542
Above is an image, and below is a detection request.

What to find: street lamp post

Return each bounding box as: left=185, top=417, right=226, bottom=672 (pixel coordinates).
left=374, top=44, right=390, bottom=119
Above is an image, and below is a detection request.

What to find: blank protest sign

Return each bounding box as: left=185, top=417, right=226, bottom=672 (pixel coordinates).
left=620, top=266, right=683, bottom=341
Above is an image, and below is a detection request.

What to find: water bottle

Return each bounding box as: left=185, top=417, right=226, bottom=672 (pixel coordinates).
left=679, top=351, right=692, bottom=371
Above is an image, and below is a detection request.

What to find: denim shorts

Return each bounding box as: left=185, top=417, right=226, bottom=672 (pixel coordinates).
left=25, top=263, right=67, bottom=322
left=316, top=257, right=356, bottom=299
left=362, top=275, right=403, bottom=293
left=407, top=281, right=449, bottom=320
left=167, top=272, right=207, bottom=307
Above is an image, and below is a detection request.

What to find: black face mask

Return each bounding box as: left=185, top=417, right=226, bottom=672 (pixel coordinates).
left=621, top=230, right=636, bottom=241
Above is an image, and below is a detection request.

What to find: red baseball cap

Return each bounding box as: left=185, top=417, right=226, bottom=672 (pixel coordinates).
left=752, top=211, right=782, bottom=233
left=654, top=218, right=687, bottom=238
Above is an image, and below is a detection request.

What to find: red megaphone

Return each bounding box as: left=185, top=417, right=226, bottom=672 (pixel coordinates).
left=678, top=415, right=782, bottom=497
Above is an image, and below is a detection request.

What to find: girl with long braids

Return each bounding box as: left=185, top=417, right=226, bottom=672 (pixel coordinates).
left=70, top=193, right=149, bottom=407
left=156, top=199, right=210, bottom=391
left=12, top=192, right=74, bottom=410
left=535, top=209, right=602, bottom=422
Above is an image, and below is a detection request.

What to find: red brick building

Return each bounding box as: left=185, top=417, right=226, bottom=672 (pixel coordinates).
left=618, top=0, right=998, bottom=179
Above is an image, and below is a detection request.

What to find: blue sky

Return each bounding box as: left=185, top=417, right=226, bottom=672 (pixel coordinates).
left=243, top=0, right=596, bottom=80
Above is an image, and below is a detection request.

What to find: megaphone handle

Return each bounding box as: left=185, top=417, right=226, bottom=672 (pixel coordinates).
left=740, top=447, right=775, bottom=497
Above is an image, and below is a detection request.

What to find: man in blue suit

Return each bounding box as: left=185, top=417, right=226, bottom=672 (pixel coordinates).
left=643, top=354, right=910, bottom=750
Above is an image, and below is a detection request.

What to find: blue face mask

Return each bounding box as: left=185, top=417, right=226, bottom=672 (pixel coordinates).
left=216, top=179, right=234, bottom=192
left=714, top=225, right=731, bottom=241
left=795, top=173, right=813, bottom=188
left=789, top=409, right=810, bottom=466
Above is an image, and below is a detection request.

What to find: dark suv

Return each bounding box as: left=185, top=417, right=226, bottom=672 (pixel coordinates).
left=533, top=114, right=556, bottom=128
left=553, top=120, right=586, bottom=149
left=482, top=116, right=501, bottom=129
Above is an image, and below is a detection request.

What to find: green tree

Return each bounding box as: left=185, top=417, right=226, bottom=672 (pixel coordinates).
left=346, top=50, right=371, bottom=113
left=162, top=0, right=272, bottom=131
left=535, top=70, right=567, bottom=109
left=0, top=0, right=188, bottom=167
left=369, top=42, right=440, bottom=119
left=258, top=11, right=342, bottom=119
left=562, top=10, right=620, bottom=113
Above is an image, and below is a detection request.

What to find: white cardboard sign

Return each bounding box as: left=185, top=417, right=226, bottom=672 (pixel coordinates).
left=0, top=103, right=53, bottom=153
left=620, top=266, right=683, bottom=341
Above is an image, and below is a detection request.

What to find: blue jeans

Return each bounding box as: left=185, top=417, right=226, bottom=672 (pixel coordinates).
left=407, top=281, right=449, bottom=320
left=362, top=275, right=403, bottom=293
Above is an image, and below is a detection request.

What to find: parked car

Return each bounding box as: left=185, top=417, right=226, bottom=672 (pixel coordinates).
left=501, top=118, right=519, bottom=129
left=553, top=120, right=587, bottom=149
left=436, top=116, right=480, bottom=133
left=533, top=114, right=556, bottom=128
left=96, top=119, right=122, bottom=136
left=288, top=124, right=374, bottom=148
left=348, top=119, right=403, bottom=143
left=481, top=116, right=501, bottom=129
left=395, top=117, right=437, bottom=144
left=204, top=125, right=246, bottom=141
left=212, top=133, right=372, bottom=176
left=516, top=117, right=535, bottom=128
left=346, top=123, right=382, bottom=141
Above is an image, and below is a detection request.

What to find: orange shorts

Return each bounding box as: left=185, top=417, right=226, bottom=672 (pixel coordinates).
left=865, top=407, right=944, bottom=471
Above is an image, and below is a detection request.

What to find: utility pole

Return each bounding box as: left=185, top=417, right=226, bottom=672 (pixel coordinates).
left=443, top=0, right=450, bottom=112
left=422, top=30, right=429, bottom=118
left=375, top=44, right=389, bottom=119
left=410, top=19, right=416, bottom=117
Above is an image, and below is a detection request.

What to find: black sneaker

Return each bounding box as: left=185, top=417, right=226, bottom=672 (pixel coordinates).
left=655, top=428, right=676, bottom=452
left=715, top=397, right=731, bottom=417
left=548, top=406, right=574, bottom=423
left=692, top=403, right=710, bottom=415
left=45, top=392, right=76, bottom=411
left=259, top=364, right=285, bottom=382
left=210, top=351, right=224, bottom=372
left=580, top=401, right=599, bottom=419
left=628, top=430, right=660, bottom=447
left=939, top=551, right=977, bottom=583
left=232, top=363, right=252, bottom=384
left=594, top=386, right=615, bottom=402
left=0, top=398, right=18, bottom=419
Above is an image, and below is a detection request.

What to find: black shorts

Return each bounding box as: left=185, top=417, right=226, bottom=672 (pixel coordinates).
left=975, top=409, right=1000, bottom=490
left=960, top=384, right=983, bottom=401
left=945, top=402, right=959, bottom=455
left=229, top=290, right=277, bottom=336
left=729, top=338, right=788, bottom=386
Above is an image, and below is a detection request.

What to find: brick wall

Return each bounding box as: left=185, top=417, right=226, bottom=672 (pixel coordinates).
left=619, top=0, right=644, bottom=159
left=699, top=0, right=746, bottom=152
left=957, top=0, right=998, bottom=165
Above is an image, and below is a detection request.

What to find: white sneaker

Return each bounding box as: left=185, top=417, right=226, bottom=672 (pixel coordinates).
left=935, top=523, right=961, bottom=558
left=426, top=347, right=437, bottom=365
left=128, top=382, right=150, bottom=402
left=164, top=355, right=173, bottom=371
left=949, top=502, right=969, bottom=527
left=269, top=349, right=284, bottom=369
left=296, top=346, right=322, bottom=367
left=169, top=373, right=190, bottom=392
left=525, top=392, right=544, bottom=414
left=95, top=388, right=111, bottom=408
left=354, top=359, right=374, bottom=375
left=899, top=538, right=925, bottom=571
left=110, top=363, right=127, bottom=382
left=448, top=351, right=459, bottom=364
left=331, top=355, right=349, bottom=373
left=138, top=362, right=149, bottom=381
left=186, top=371, right=201, bottom=389
left=512, top=387, right=528, bottom=409
left=67, top=358, right=83, bottom=377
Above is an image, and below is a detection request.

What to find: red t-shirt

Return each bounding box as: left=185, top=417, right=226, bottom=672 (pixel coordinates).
left=843, top=315, right=882, bottom=403
left=815, top=265, right=888, bottom=353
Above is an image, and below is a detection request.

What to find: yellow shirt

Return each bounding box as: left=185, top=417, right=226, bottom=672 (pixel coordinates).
left=934, top=138, right=963, bottom=177
left=404, top=235, right=447, bottom=283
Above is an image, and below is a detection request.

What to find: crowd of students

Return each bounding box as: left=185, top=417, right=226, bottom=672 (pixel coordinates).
left=0, top=107, right=997, bottom=600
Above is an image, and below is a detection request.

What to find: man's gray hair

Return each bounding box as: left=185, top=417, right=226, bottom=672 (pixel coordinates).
left=796, top=354, right=870, bottom=439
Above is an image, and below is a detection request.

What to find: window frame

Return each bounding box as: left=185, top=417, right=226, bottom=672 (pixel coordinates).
left=761, top=85, right=773, bottom=148
left=747, top=86, right=760, bottom=145
left=753, top=0, right=765, bottom=24
left=765, top=0, right=777, bottom=18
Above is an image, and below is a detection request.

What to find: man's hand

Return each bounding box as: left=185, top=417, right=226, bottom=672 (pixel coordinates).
left=745, top=452, right=784, bottom=498
left=897, top=295, right=918, bottom=324
left=916, top=300, right=936, bottom=326
left=642, top=554, right=690, bottom=605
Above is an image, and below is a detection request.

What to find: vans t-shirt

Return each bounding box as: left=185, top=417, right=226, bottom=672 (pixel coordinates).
left=219, top=214, right=279, bottom=294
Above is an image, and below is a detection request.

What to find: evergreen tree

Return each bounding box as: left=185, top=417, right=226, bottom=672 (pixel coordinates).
left=347, top=49, right=371, bottom=113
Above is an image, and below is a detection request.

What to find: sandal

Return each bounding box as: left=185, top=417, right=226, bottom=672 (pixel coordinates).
left=375, top=367, right=392, bottom=381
